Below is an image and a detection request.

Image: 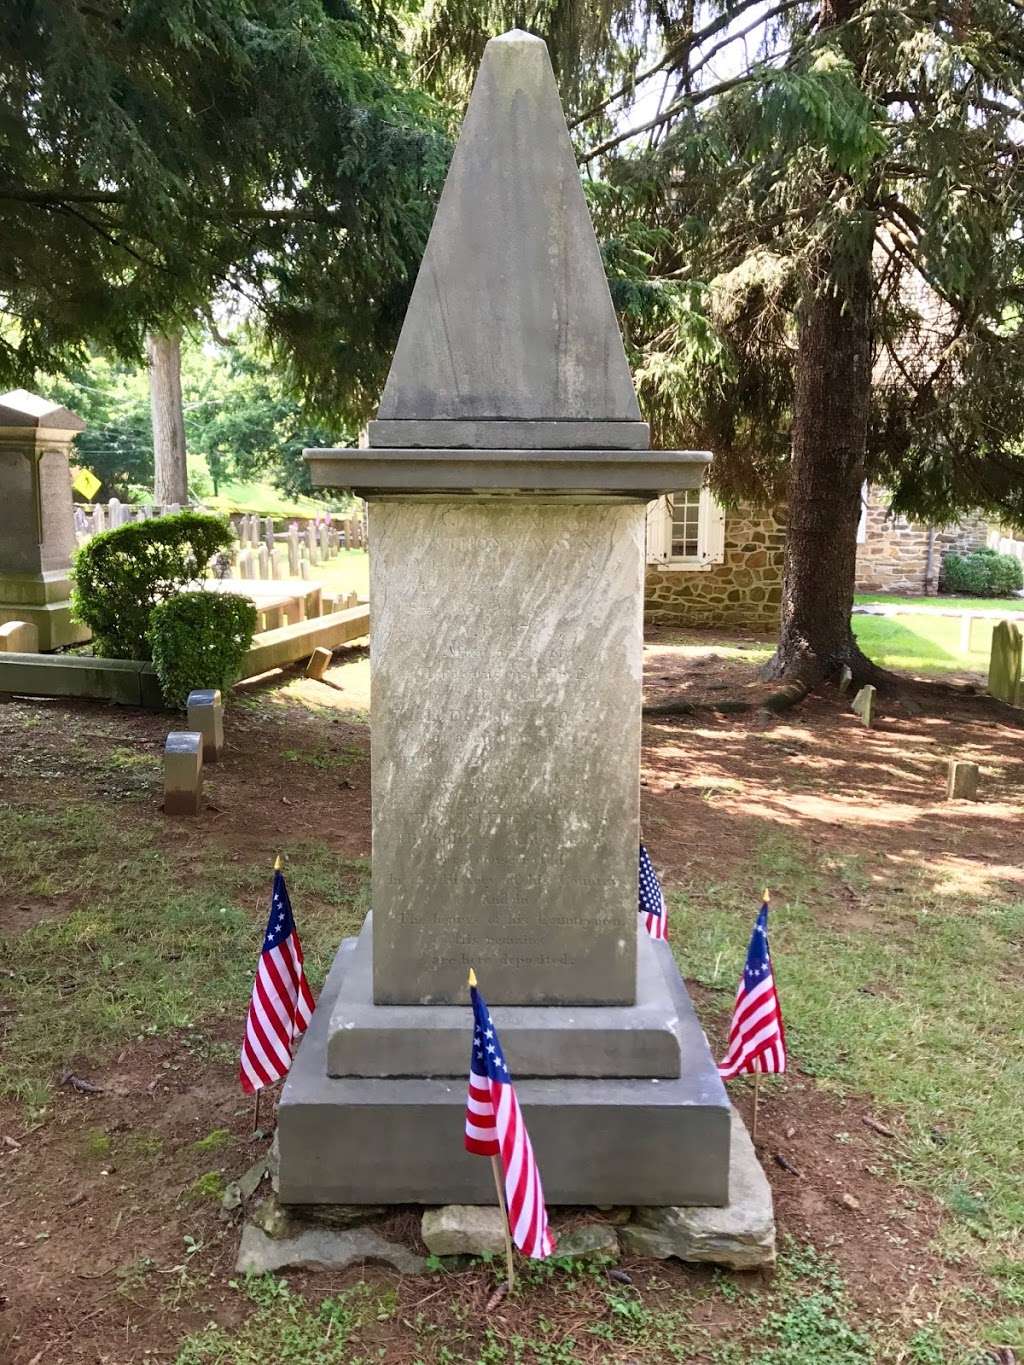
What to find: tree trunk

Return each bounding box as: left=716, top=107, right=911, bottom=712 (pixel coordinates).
left=763, top=253, right=880, bottom=686
left=147, top=330, right=188, bottom=505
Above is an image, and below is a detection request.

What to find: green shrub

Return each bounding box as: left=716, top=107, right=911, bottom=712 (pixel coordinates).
left=942, top=548, right=1023, bottom=597
left=72, top=512, right=233, bottom=659
left=149, top=592, right=257, bottom=710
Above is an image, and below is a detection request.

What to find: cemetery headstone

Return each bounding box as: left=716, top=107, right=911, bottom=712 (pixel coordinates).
left=287, top=527, right=300, bottom=575
left=258, top=544, right=270, bottom=579
left=946, top=759, right=979, bottom=800
left=0, top=389, right=91, bottom=649
left=164, top=731, right=203, bottom=815
left=186, top=688, right=224, bottom=763
left=283, top=31, right=727, bottom=1210
left=988, top=620, right=1022, bottom=705
left=851, top=684, right=876, bottom=726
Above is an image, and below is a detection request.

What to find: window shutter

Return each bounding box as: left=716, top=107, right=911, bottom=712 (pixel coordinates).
left=698, top=488, right=726, bottom=564
left=645, top=497, right=670, bottom=563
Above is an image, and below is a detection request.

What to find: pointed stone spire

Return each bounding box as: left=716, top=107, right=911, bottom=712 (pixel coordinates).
left=374, top=30, right=642, bottom=444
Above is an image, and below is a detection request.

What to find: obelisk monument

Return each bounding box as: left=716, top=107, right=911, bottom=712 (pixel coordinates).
left=280, top=30, right=731, bottom=1207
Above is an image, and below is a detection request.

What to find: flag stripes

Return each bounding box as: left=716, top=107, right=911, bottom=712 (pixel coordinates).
left=240, top=868, right=315, bottom=1094
left=718, top=901, right=786, bottom=1080
left=464, top=981, right=554, bottom=1259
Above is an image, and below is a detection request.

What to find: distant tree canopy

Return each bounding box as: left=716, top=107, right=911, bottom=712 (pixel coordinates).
left=47, top=332, right=346, bottom=501
left=0, top=0, right=450, bottom=427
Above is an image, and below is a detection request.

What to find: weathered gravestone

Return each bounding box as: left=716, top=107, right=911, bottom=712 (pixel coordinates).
left=851, top=684, right=876, bottom=727
left=988, top=620, right=1022, bottom=705
left=283, top=30, right=728, bottom=1208
left=0, top=390, right=91, bottom=650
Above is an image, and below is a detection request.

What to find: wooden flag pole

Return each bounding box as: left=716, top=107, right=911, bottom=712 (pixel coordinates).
left=469, top=967, right=515, bottom=1293
left=491, top=1154, right=516, bottom=1293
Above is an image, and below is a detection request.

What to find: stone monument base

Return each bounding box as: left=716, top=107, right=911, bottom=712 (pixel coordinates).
left=277, top=926, right=731, bottom=1208
left=0, top=570, right=89, bottom=651
left=325, top=915, right=684, bottom=1078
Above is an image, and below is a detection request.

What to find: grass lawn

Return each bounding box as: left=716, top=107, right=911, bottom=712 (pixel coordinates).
left=199, top=475, right=357, bottom=521
left=852, top=613, right=995, bottom=675
left=310, top=547, right=369, bottom=600
left=855, top=593, right=1024, bottom=613
left=1, top=636, right=1022, bottom=1363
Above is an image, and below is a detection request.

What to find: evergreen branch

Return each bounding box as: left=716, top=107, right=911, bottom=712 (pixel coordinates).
left=569, top=0, right=781, bottom=129
left=580, top=73, right=755, bottom=162
left=0, top=188, right=355, bottom=224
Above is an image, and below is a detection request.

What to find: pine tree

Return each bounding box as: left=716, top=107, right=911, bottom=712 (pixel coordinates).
left=0, top=0, right=448, bottom=429
left=424, top=0, right=1024, bottom=690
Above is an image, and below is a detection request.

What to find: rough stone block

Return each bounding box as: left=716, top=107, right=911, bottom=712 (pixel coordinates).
left=326, top=916, right=684, bottom=1079
left=164, top=731, right=203, bottom=816
left=236, top=1224, right=425, bottom=1276
left=946, top=759, right=979, bottom=800
left=186, top=688, right=224, bottom=763
left=305, top=646, right=332, bottom=681
left=554, top=1223, right=620, bottom=1261
left=0, top=620, right=38, bottom=653
left=851, top=684, right=876, bottom=727
left=421, top=1205, right=507, bottom=1257
left=618, top=1107, right=774, bottom=1269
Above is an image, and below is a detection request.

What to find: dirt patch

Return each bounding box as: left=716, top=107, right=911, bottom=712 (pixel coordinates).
left=1, top=633, right=1020, bottom=1360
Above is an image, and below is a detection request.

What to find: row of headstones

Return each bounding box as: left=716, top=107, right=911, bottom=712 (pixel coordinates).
left=226, top=521, right=357, bottom=581
left=231, top=513, right=366, bottom=554
left=74, top=498, right=182, bottom=538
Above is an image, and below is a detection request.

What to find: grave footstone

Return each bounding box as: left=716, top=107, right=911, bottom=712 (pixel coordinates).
left=851, top=684, right=875, bottom=726
left=186, top=688, right=224, bottom=763
left=988, top=620, right=1022, bottom=705
left=305, top=647, right=332, bottom=681
left=282, top=31, right=727, bottom=1210
left=164, top=731, right=203, bottom=815
left=0, top=389, right=91, bottom=649
left=946, top=759, right=979, bottom=800
left=0, top=619, right=39, bottom=652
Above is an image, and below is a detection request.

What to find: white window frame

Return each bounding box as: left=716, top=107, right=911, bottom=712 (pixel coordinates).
left=645, top=486, right=726, bottom=571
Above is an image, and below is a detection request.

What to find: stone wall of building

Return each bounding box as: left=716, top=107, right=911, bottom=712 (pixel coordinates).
left=644, top=504, right=785, bottom=629
left=854, top=487, right=992, bottom=595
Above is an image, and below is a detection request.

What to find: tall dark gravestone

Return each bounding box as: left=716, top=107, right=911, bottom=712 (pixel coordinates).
left=280, top=30, right=731, bottom=1206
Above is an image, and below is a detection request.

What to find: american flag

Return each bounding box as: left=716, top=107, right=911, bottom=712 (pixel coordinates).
left=239, top=866, right=315, bottom=1094
left=464, top=979, right=554, bottom=1259
left=718, top=900, right=787, bottom=1080
left=639, top=843, right=668, bottom=940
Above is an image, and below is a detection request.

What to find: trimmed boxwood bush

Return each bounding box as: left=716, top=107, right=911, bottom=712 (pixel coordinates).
left=942, top=548, right=1023, bottom=597
left=72, top=511, right=234, bottom=659
left=149, top=592, right=257, bottom=709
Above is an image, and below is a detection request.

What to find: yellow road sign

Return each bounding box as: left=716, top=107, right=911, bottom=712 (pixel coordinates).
left=72, top=467, right=102, bottom=500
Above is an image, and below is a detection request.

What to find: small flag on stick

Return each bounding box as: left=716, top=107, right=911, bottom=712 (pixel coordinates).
left=239, top=858, right=315, bottom=1094
left=464, top=970, right=554, bottom=1262
left=639, top=843, right=668, bottom=940
left=718, top=894, right=786, bottom=1080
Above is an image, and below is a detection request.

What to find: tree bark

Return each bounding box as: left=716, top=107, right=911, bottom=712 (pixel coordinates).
left=763, top=252, right=881, bottom=686
left=147, top=330, right=188, bottom=506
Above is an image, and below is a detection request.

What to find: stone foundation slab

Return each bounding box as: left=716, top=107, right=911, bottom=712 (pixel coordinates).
left=278, top=935, right=731, bottom=1208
